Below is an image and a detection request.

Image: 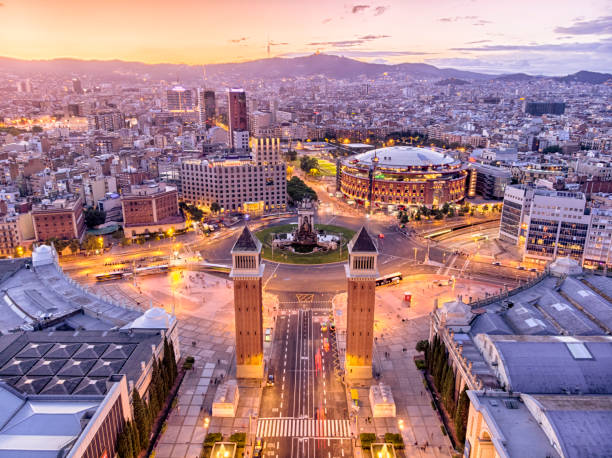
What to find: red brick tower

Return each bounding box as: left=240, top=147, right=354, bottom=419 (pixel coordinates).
left=345, top=227, right=378, bottom=380
left=230, top=226, right=265, bottom=379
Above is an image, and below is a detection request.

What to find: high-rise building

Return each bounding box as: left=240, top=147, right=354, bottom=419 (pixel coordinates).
left=87, top=110, right=124, bottom=132
left=232, top=130, right=250, bottom=152
left=230, top=226, right=265, bottom=379
left=167, top=86, right=193, bottom=112
left=251, top=137, right=281, bottom=166
left=180, top=144, right=287, bottom=214
left=202, top=90, right=216, bottom=126
left=228, top=88, right=248, bottom=149
left=499, top=185, right=591, bottom=264
left=523, top=101, right=566, bottom=116
left=72, top=78, right=84, bottom=94
left=583, top=208, right=612, bottom=270
left=345, top=227, right=378, bottom=380
left=16, top=79, right=32, bottom=93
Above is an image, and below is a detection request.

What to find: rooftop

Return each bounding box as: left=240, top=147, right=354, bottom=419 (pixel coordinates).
left=350, top=146, right=458, bottom=168
left=348, top=226, right=377, bottom=253
left=231, top=226, right=261, bottom=253
left=0, top=329, right=162, bottom=396
left=0, top=382, right=104, bottom=458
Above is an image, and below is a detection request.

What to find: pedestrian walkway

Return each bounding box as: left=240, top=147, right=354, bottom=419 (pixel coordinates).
left=256, top=418, right=351, bottom=438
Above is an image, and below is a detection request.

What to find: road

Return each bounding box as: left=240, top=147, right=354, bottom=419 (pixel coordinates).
left=258, top=295, right=351, bottom=458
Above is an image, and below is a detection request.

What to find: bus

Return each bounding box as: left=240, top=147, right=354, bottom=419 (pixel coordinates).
left=95, top=272, right=125, bottom=282
left=200, top=262, right=231, bottom=274
left=376, top=272, right=403, bottom=287
left=134, top=264, right=169, bottom=276
left=472, top=234, right=489, bottom=242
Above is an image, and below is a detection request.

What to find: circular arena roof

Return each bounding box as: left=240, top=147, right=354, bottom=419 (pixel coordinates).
left=351, top=146, right=457, bottom=168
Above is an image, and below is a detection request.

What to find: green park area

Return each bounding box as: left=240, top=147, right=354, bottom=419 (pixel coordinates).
left=316, top=159, right=337, bottom=176
left=255, top=224, right=355, bottom=264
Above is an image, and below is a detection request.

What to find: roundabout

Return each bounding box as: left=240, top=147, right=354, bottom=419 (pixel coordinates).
left=254, top=223, right=355, bottom=264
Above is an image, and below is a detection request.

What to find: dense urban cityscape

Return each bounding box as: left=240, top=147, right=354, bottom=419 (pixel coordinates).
left=0, top=1, right=611, bottom=457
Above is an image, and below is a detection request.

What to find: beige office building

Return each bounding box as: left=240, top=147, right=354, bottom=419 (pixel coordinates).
left=180, top=138, right=286, bottom=213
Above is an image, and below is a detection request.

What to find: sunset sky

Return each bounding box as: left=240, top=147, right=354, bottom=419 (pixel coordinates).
left=0, top=0, right=610, bottom=74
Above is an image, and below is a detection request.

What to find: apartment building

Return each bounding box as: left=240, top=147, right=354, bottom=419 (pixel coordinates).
left=32, top=196, right=86, bottom=242
left=121, top=182, right=184, bottom=237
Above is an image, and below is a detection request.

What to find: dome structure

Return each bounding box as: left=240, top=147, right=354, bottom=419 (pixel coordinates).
left=353, top=146, right=457, bottom=168
left=338, top=145, right=468, bottom=208
left=32, top=244, right=57, bottom=267
left=125, top=307, right=176, bottom=330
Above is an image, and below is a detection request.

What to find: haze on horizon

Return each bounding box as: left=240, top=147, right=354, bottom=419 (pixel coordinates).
left=0, top=0, right=610, bottom=75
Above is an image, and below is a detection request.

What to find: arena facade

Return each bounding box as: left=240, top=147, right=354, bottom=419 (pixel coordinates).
left=338, top=146, right=468, bottom=209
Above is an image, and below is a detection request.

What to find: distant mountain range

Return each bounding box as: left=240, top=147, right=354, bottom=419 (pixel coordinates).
left=1, top=54, right=610, bottom=84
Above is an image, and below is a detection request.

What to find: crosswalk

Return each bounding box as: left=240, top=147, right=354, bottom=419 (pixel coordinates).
left=256, top=418, right=351, bottom=438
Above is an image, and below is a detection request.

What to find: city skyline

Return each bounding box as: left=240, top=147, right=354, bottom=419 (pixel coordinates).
left=0, top=0, right=610, bottom=74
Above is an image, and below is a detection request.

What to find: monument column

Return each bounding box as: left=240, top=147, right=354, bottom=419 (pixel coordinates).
left=230, top=226, right=265, bottom=379
left=345, top=227, right=378, bottom=380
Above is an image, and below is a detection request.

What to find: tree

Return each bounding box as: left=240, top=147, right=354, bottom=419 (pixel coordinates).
left=300, top=155, right=318, bottom=173
left=416, top=340, right=429, bottom=353
left=68, top=239, right=80, bottom=254
left=286, top=176, right=317, bottom=204
left=84, top=207, right=106, bottom=228
left=81, top=234, right=100, bottom=252
left=132, top=388, right=150, bottom=450
left=454, top=388, right=470, bottom=445
left=442, top=368, right=456, bottom=416
left=442, top=202, right=450, bottom=215
left=117, top=422, right=134, bottom=458
left=286, top=150, right=297, bottom=162
left=32, top=125, right=43, bottom=133
left=210, top=202, right=221, bottom=214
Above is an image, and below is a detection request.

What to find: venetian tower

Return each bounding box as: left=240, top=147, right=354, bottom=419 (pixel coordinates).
left=230, top=226, right=265, bottom=379
left=345, top=227, right=378, bottom=380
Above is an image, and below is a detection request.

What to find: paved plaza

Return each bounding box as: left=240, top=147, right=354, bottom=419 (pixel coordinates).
left=333, top=274, right=502, bottom=457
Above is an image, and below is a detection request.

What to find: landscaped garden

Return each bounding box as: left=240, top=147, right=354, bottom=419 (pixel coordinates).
left=255, top=223, right=355, bottom=264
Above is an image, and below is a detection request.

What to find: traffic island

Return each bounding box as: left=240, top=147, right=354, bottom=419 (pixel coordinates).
left=255, top=223, right=355, bottom=264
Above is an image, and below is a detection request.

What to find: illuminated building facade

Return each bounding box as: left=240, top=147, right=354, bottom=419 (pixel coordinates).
left=198, top=89, right=216, bottom=126
left=500, top=185, right=592, bottom=264
left=180, top=139, right=286, bottom=214
left=228, top=88, right=248, bottom=149
left=230, top=226, right=265, bottom=379
left=338, top=146, right=468, bottom=209
left=32, top=196, right=86, bottom=242
left=167, top=86, right=193, bottom=112
left=121, top=182, right=185, bottom=238
left=345, top=227, right=378, bottom=380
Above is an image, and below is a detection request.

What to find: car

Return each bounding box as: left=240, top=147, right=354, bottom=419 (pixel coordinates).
left=378, top=233, right=385, bottom=239
left=320, top=322, right=327, bottom=332
left=266, top=372, right=275, bottom=386
left=329, top=323, right=336, bottom=332
left=323, top=338, right=330, bottom=352
left=517, top=266, right=526, bottom=270
left=529, top=268, right=538, bottom=272
left=265, top=328, right=272, bottom=342
left=491, top=261, right=501, bottom=266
